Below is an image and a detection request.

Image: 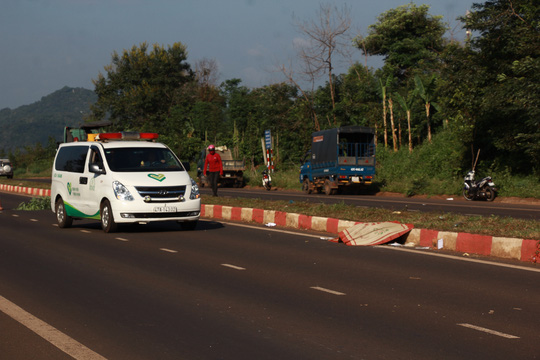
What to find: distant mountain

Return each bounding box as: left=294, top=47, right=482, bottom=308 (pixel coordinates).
left=0, top=86, right=97, bottom=153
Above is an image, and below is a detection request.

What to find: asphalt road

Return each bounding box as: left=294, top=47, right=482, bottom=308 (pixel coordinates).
left=1, top=196, right=539, bottom=359
left=201, top=186, right=540, bottom=220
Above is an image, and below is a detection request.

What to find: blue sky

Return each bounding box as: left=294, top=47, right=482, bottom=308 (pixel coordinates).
left=0, top=0, right=474, bottom=109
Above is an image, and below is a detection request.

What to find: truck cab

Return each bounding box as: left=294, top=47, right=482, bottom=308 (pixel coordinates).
left=300, top=126, right=376, bottom=195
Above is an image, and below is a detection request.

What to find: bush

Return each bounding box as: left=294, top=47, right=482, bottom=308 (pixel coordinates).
left=16, top=196, right=51, bottom=210
left=376, top=130, right=467, bottom=196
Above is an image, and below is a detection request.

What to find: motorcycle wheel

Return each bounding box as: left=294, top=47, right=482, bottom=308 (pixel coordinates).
left=264, top=182, right=271, bottom=191
left=484, top=187, right=496, bottom=202
left=462, top=188, right=474, bottom=201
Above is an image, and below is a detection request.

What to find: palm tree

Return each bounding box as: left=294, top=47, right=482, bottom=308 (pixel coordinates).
left=394, top=89, right=417, bottom=153
left=378, top=76, right=393, bottom=148
left=414, top=75, right=440, bottom=143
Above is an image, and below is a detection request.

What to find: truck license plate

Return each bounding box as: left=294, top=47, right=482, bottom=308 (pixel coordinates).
left=225, top=174, right=231, bottom=177
left=153, top=206, right=177, bottom=213
left=352, top=176, right=360, bottom=183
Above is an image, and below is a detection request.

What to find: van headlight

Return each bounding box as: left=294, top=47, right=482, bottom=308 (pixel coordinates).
left=112, top=180, right=134, bottom=201
left=190, top=178, right=200, bottom=199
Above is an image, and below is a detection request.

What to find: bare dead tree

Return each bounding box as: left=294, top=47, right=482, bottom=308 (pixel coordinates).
left=293, top=3, right=352, bottom=125
left=194, top=58, right=220, bottom=101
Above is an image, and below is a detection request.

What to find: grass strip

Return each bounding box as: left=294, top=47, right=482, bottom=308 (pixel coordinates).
left=201, top=195, right=540, bottom=240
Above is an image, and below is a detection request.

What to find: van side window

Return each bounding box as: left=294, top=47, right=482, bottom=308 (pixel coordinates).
left=55, top=146, right=89, bottom=173
left=89, top=146, right=103, bottom=168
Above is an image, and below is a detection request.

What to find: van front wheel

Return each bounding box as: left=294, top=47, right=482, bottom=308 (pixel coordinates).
left=100, top=200, right=118, bottom=233
left=55, top=198, right=73, bottom=228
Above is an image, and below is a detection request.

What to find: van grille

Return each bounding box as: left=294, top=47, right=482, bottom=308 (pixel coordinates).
left=135, top=186, right=186, bottom=199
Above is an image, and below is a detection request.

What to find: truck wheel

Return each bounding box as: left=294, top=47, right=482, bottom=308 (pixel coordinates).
left=55, top=198, right=73, bottom=228
left=302, top=179, right=312, bottom=194
left=100, top=199, right=118, bottom=233
left=324, top=179, right=336, bottom=195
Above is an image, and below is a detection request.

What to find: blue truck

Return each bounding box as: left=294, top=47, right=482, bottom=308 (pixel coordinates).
left=299, top=126, right=376, bottom=195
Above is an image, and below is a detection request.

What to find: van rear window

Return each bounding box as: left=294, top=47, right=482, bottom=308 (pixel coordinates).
left=104, top=147, right=184, bottom=172
left=55, top=146, right=88, bottom=173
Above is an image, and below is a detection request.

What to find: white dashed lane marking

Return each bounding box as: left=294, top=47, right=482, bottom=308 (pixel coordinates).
left=221, top=264, right=246, bottom=271
left=457, top=323, right=519, bottom=339
left=159, top=248, right=178, bottom=253
left=0, top=295, right=107, bottom=360
left=310, top=286, right=346, bottom=296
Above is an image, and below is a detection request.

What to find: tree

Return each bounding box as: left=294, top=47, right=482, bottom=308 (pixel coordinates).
left=394, top=89, right=417, bottom=153
left=91, top=42, right=193, bottom=131
left=441, top=0, right=540, bottom=172
left=414, top=74, right=440, bottom=143
left=355, top=4, right=446, bottom=82
left=278, top=63, right=320, bottom=131
left=336, top=63, right=379, bottom=128
left=378, top=76, right=392, bottom=148
left=194, top=58, right=221, bottom=102
left=387, top=96, right=398, bottom=151
left=293, top=3, right=352, bottom=125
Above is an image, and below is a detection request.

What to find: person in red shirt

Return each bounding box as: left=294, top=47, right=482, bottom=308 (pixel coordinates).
left=203, top=144, right=223, bottom=196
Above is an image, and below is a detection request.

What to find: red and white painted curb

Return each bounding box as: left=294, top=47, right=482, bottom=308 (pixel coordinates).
left=0, top=184, right=51, bottom=197
left=0, top=185, right=537, bottom=264
left=202, top=204, right=540, bottom=264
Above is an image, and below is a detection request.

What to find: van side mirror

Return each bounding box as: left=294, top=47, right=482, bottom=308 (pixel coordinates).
left=89, top=163, right=106, bottom=174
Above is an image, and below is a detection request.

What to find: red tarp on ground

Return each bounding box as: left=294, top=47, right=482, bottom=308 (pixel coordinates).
left=335, top=222, right=414, bottom=246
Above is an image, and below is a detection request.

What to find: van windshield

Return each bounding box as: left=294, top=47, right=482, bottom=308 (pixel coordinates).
left=103, top=147, right=184, bottom=172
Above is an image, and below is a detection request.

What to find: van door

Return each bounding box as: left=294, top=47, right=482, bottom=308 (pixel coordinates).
left=78, top=146, right=105, bottom=219
left=53, top=145, right=90, bottom=217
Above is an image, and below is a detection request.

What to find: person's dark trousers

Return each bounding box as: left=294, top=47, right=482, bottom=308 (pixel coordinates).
left=208, top=171, right=220, bottom=196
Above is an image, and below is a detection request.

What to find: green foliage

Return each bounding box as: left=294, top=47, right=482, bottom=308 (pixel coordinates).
left=16, top=196, right=51, bottom=211
left=376, top=130, right=466, bottom=196
left=9, top=137, right=57, bottom=178
left=486, top=167, right=540, bottom=198
left=91, top=42, right=193, bottom=132
left=357, top=3, right=447, bottom=81
left=446, top=0, right=540, bottom=174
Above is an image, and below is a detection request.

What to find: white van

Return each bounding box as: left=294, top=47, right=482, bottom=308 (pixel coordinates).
left=51, top=132, right=200, bottom=232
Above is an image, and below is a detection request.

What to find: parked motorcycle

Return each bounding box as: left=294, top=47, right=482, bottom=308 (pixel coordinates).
left=462, top=170, right=497, bottom=201
left=262, top=170, right=272, bottom=191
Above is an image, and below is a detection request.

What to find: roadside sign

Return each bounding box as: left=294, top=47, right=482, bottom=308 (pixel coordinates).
left=264, top=130, right=272, bottom=149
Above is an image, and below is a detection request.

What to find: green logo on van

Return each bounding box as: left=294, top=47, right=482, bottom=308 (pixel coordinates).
left=148, top=173, right=166, bottom=182
left=67, top=182, right=72, bottom=195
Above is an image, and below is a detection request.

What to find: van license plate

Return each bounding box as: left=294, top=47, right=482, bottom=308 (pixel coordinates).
left=153, top=206, right=177, bottom=213
left=352, top=176, right=360, bottom=183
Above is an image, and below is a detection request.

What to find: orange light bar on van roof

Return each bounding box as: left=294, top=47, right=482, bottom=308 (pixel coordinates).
left=96, top=132, right=159, bottom=141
